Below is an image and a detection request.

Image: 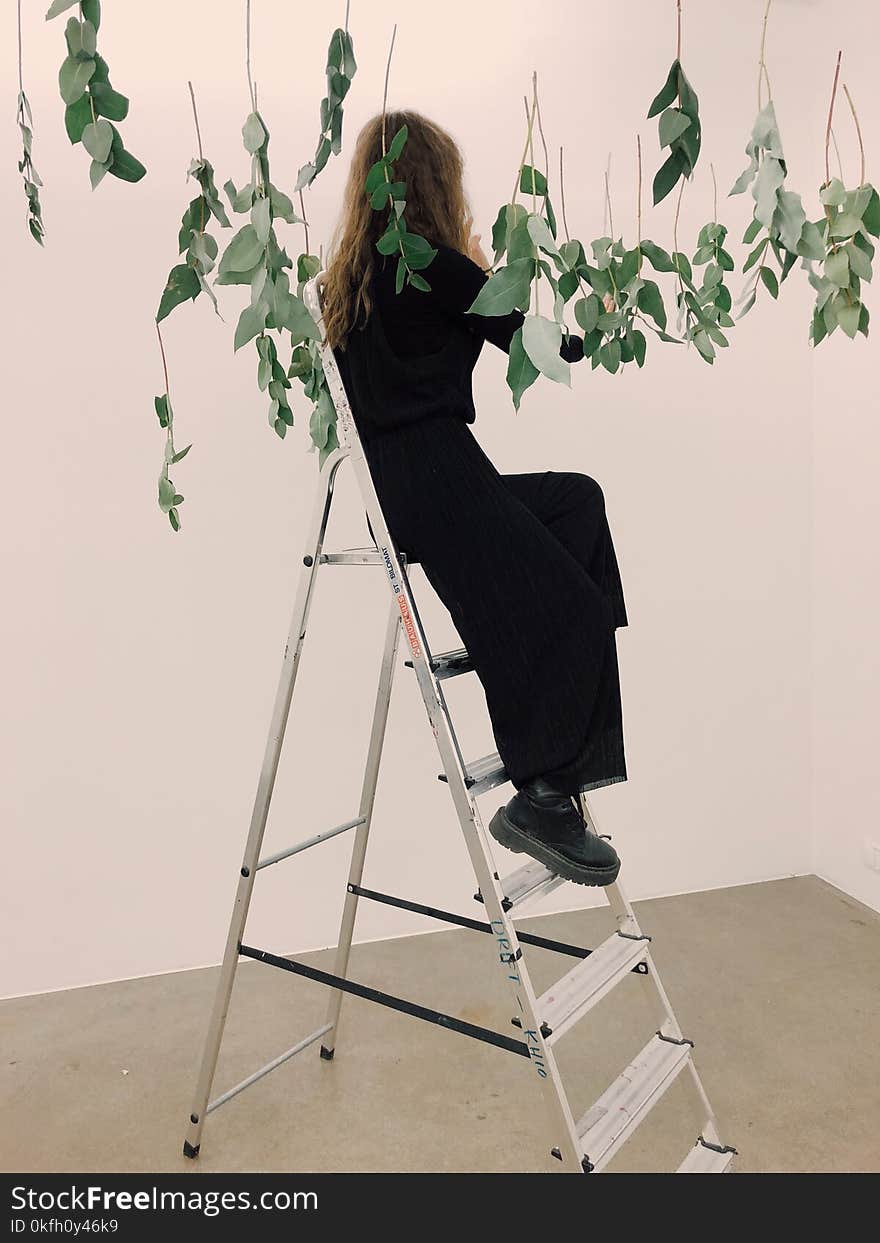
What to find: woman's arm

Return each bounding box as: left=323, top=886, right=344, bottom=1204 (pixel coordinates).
left=427, top=241, right=585, bottom=362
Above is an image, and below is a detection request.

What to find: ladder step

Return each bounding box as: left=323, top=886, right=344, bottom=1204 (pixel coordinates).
left=498, top=857, right=566, bottom=909
left=405, top=645, right=473, bottom=680
left=576, top=1032, right=693, bottom=1172
left=535, top=931, right=652, bottom=1045
left=438, top=751, right=509, bottom=798
left=677, top=1137, right=737, bottom=1173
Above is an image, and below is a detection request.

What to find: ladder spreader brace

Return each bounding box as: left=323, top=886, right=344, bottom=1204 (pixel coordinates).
left=181, top=273, right=737, bottom=1174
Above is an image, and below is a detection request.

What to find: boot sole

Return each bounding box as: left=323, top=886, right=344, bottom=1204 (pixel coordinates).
left=488, top=806, right=621, bottom=888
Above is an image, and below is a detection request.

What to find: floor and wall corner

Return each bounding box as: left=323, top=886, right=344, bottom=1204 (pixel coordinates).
left=2, top=1, right=878, bottom=1174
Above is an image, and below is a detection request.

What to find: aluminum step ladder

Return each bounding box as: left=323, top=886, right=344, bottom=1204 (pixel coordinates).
left=181, top=273, right=737, bottom=1174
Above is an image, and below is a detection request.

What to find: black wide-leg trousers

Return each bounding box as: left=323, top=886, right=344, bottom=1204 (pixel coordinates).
left=361, top=415, right=629, bottom=795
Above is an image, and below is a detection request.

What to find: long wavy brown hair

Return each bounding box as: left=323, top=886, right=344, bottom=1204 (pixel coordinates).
left=321, top=110, right=472, bottom=351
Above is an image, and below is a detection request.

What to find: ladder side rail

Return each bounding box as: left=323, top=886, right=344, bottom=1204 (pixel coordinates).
left=580, top=792, right=724, bottom=1147
left=321, top=595, right=403, bottom=1053
left=183, top=451, right=345, bottom=1157
left=306, top=274, right=586, bottom=1171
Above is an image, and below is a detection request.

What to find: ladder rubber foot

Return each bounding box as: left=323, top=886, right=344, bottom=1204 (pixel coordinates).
left=182, top=1141, right=200, bottom=1160
left=319, top=1044, right=335, bottom=1061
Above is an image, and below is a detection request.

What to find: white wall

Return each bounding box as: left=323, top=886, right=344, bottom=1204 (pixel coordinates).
left=5, top=0, right=871, bottom=999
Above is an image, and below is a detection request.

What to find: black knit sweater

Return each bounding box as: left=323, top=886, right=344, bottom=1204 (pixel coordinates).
left=334, top=242, right=585, bottom=442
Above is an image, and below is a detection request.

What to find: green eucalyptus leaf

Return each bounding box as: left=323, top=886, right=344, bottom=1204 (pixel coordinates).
left=659, top=107, right=691, bottom=148
left=82, top=118, right=113, bottom=163
left=506, top=326, right=539, bottom=410
left=89, top=157, right=110, bottom=189
left=759, top=266, right=779, bottom=299
left=519, top=164, right=548, bottom=196
left=46, top=0, right=80, bottom=20
left=647, top=59, right=681, bottom=118
left=387, top=125, right=408, bottom=162
left=219, top=223, right=264, bottom=275
left=837, top=300, right=861, bottom=338
left=467, top=258, right=533, bottom=316
left=269, top=183, right=300, bottom=224
left=861, top=186, right=880, bottom=237
left=90, top=80, right=129, bottom=122
left=574, top=293, right=600, bottom=333
left=640, top=239, right=675, bottom=272
left=652, top=150, right=684, bottom=205
left=234, top=301, right=268, bottom=351
left=824, top=249, right=850, bottom=287
left=820, top=178, right=846, bottom=207
left=64, top=94, right=92, bottom=144
left=157, top=263, right=200, bottom=322
left=845, top=240, right=872, bottom=281
left=521, top=315, right=570, bottom=386
left=252, top=195, right=271, bottom=245
left=81, top=0, right=100, bottom=29
left=632, top=329, right=647, bottom=368
left=637, top=280, right=667, bottom=331
left=106, top=125, right=146, bottom=182
left=59, top=55, right=96, bottom=105
left=285, top=297, right=321, bottom=343
left=600, top=339, right=621, bottom=374
left=242, top=112, right=267, bottom=154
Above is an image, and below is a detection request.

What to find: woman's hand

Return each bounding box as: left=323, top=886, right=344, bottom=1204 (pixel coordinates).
left=465, top=213, right=492, bottom=272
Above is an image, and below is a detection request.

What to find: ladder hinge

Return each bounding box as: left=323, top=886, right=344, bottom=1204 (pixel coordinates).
left=617, top=930, right=652, bottom=942
left=657, top=1031, right=695, bottom=1048
left=511, top=1017, right=551, bottom=1039
left=476, top=885, right=514, bottom=911
left=697, top=1135, right=738, bottom=1156
left=499, top=947, right=521, bottom=964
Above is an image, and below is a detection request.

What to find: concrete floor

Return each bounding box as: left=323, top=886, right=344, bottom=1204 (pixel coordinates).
left=2, top=875, right=879, bottom=1173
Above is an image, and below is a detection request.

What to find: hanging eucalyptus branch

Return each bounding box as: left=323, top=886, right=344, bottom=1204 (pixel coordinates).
left=154, top=329, right=188, bottom=533
left=808, top=56, right=878, bottom=344
left=467, top=77, right=590, bottom=406
left=728, top=1, right=823, bottom=318
left=46, top=0, right=146, bottom=188
left=368, top=124, right=438, bottom=292
left=17, top=1, right=44, bottom=245
left=217, top=2, right=324, bottom=451
left=647, top=0, right=702, bottom=204
left=572, top=142, right=679, bottom=376
left=366, top=25, right=438, bottom=293
left=151, top=85, right=231, bottom=532
left=295, top=4, right=357, bottom=192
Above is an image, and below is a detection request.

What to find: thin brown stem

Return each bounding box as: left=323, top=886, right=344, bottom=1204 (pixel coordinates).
left=188, top=81, right=204, bottom=162
left=830, top=128, right=844, bottom=183
left=155, top=323, right=174, bottom=448
left=512, top=93, right=537, bottom=206
left=527, top=85, right=538, bottom=314
left=604, top=164, right=614, bottom=240
left=637, top=134, right=643, bottom=250
left=246, top=0, right=256, bottom=110
left=758, top=0, right=773, bottom=109
left=710, top=160, right=718, bottom=223
left=381, top=23, right=397, bottom=157
left=602, top=152, right=612, bottom=235
left=558, top=146, right=571, bottom=243
left=824, top=49, right=842, bottom=185
left=673, top=176, right=685, bottom=297
left=533, top=71, right=551, bottom=192
left=676, top=0, right=682, bottom=61
left=17, top=0, right=24, bottom=95
left=842, top=82, right=866, bottom=186
left=298, top=189, right=310, bottom=256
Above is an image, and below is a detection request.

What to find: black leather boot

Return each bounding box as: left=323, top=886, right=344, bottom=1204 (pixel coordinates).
left=487, top=776, right=620, bottom=887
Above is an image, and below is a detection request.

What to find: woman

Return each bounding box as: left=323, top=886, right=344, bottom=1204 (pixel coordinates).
left=322, top=110, right=628, bottom=888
